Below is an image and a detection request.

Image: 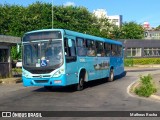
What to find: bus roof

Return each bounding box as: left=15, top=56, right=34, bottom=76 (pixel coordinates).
left=24, top=29, right=122, bottom=45
left=64, top=29, right=122, bottom=45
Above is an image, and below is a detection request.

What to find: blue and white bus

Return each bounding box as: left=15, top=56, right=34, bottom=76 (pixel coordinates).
left=22, top=29, right=124, bottom=90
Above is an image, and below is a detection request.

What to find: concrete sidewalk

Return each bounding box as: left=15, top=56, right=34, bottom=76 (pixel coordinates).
left=125, top=65, right=160, bottom=71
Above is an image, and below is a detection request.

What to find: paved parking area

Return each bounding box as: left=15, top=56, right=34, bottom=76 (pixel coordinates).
left=0, top=83, right=24, bottom=97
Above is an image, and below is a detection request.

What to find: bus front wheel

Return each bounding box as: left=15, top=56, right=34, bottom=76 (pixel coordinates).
left=108, top=69, right=114, bottom=82
left=76, top=75, right=84, bottom=91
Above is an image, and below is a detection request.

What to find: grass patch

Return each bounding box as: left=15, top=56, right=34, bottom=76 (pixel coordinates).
left=134, top=74, right=157, bottom=97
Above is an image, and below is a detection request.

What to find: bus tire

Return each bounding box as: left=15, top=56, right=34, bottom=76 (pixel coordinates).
left=108, top=69, right=114, bottom=82
left=76, top=74, right=85, bottom=91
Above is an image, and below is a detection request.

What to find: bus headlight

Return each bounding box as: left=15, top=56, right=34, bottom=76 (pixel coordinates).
left=22, top=71, right=31, bottom=78
left=52, top=69, right=64, bottom=77
left=22, top=71, right=27, bottom=76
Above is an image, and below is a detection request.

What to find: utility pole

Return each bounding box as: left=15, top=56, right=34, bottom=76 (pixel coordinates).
left=52, top=0, right=54, bottom=29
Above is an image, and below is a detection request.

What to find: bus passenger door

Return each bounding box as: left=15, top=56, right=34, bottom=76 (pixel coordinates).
left=64, top=37, right=78, bottom=85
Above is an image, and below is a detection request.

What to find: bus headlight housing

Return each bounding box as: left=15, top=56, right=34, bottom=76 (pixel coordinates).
left=52, top=69, right=64, bottom=77
left=22, top=70, right=31, bottom=78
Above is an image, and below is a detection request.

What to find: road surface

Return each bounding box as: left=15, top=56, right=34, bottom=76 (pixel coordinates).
left=0, top=68, right=160, bottom=120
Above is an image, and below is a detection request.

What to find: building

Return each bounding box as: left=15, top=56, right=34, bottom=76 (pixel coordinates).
left=144, top=30, right=160, bottom=40
left=0, top=35, right=21, bottom=77
left=93, top=9, right=123, bottom=27
left=143, top=22, right=150, bottom=30
left=119, top=39, right=160, bottom=58
left=108, top=15, right=123, bottom=27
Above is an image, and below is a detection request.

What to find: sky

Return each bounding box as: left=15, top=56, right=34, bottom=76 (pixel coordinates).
left=0, top=0, right=160, bottom=27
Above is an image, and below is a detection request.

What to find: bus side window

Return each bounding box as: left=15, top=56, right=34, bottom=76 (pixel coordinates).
left=64, top=38, right=77, bottom=62
left=115, top=45, right=118, bottom=56
left=96, top=41, right=104, bottom=57
left=111, top=44, right=118, bottom=56
left=117, top=45, right=122, bottom=56
left=77, top=38, right=87, bottom=56
left=111, top=44, right=114, bottom=56
left=86, top=40, right=96, bottom=56
left=104, top=43, right=111, bottom=57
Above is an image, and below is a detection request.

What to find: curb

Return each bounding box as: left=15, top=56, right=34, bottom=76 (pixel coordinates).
left=127, top=78, right=160, bottom=102
left=151, top=95, right=160, bottom=101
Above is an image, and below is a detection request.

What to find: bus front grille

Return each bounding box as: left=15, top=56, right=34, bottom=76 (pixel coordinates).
left=29, top=69, right=54, bottom=74
left=34, top=80, right=49, bottom=83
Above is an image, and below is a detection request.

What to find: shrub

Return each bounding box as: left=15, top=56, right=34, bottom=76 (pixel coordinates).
left=134, top=74, right=157, bottom=97
left=124, top=58, right=160, bottom=66
left=124, top=58, right=133, bottom=66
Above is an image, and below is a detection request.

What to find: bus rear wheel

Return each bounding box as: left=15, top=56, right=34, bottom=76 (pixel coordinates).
left=108, top=69, right=114, bottom=82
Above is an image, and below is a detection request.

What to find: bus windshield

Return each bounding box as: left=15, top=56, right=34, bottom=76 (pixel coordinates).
left=23, top=40, right=63, bottom=68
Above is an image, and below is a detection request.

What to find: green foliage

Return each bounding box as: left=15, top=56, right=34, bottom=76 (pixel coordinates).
left=0, top=2, right=145, bottom=59
left=124, top=58, right=134, bottom=66
left=0, top=2, right=144, bottom=39
left=53, top=6, right=94, bottom=33
left=125, top=58, right=160, bottom=66
left=0, top=2, right=53, bottom=36
left=134, top=74, right=157, bottom=97
left=155, top=25, right=160, bottom=30
left=11, top=45, right=21, bottom=60
left=119, top=22, right=144, bottom=39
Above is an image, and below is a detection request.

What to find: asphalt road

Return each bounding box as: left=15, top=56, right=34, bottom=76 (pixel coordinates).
left=0, top=69, right=160, bottom=120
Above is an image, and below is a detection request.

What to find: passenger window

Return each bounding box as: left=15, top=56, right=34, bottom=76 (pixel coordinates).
left=117, top=45, right=122, bottom=56
left=111, top=44, right=117, bottom=56
left=77, top=38, right=86, bottom=47
left=77, top=38, right=87, bottom=56
left=86, top=40, right=96, bottom=56
left=104, top=43, right=111, bottom=56
left=96, top=41, right=104, bottom=57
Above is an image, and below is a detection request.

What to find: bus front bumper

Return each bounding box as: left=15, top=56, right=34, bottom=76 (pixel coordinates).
left=22, top=75, right=66, bottom=87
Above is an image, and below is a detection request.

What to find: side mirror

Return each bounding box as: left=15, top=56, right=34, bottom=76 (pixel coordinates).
left=68, top=39, right=72, bottom=47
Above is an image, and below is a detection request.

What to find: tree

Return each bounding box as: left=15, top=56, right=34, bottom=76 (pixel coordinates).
left=109, top=25, right=121, bottom=39
left=53, top=5, right=101, bottom=35
left=119, top=22, right=144, bottom=39
left=155, top=25, right=160, bottom=30
left=94, top=16, right=113, bottom=38
left=0, top=2, right=145, bottom=60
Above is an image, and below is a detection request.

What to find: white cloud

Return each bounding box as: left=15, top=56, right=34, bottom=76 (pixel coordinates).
left=64, top=1, right=75, bottom=6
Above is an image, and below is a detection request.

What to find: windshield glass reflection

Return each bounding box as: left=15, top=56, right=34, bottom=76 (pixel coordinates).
left=23, top=40, right=63, bottom=68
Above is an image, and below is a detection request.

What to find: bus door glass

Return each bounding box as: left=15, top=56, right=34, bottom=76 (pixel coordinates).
left=64, top=37, right=78, bottom=85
